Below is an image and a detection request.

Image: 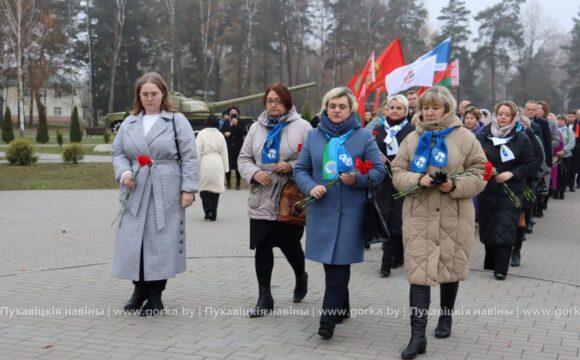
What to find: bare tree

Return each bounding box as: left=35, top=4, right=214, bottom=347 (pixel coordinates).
left=164, top=0, right=175, bottom=90
left=107, top=0, right=125, bottom=113
left=241, top=0, right=257, bottom=91
left=86, top=0, right=95, bottom=125
left=1, top=0, right=39, bottom=137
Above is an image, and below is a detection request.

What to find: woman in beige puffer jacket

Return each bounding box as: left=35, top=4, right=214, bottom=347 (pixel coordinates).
left=392, top=87, right=487, bottom=360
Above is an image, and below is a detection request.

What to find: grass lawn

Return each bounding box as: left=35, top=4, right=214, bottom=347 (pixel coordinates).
left=0, top=163, right=118, bottom=190
left=5, top=127, right=113, bottom=145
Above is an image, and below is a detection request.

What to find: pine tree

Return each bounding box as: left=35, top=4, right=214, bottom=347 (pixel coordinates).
left=2, top=107, right=15, bottom=144
left=36, top=102, right=50, bottom=144
left=69, top=106, right=83, bottom=143
left=435, top=0, right=479, bottom=102
left=564, top=8, right=580, bottom=106
left=385, top=0, right=428, bottom=60
left=474, top=0, right=525, bottom=107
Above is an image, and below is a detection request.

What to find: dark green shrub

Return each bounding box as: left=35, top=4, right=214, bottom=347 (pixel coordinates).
left=2, top=107, right=15, bottom=144
left=62, top=143, right=85, bottom=164
left=56, top=131, right=63, bottom=147
left=69, top=106, right=83, bottom=143
left=103, top=129, right=111, bottom=144
left=6, top=138, right=37, bottom=165
left=36, top=103, right=49, bottom=144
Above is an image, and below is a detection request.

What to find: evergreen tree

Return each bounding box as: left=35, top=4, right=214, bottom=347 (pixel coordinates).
left=385, top=0, right=428, bottom=60
left=69, top=106, right=83, bottom=143
left=474, top=0, right=525, bottom=106
left=563, top=8, right=580, bottom=107
left=35, top=102, right=49, bottom=144
left=2, top=107, right=15, bottom=144
left=435, top=0, right=478, bottom=102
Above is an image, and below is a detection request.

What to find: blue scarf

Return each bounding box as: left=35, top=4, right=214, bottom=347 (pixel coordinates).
left=318, top=112, right=360, bottom=180
left=377, top=115, right=386, bottom=126
left=322, top=130, right=355, bottom=180
left=410, top=127, right=455, bottom=173
left=261, top=121, right=290, bottom=164
left=516, top=122, right=524, bottom=132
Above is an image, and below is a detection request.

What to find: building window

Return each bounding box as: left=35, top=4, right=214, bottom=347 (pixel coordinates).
left=39, top=89, right=46, bottom=97
left=54, top=107, right=62, bottom=116
left=54, top=89, right=63, bottom=98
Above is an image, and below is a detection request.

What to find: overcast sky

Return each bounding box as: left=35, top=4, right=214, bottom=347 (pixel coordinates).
left=424, top=0, right=578, bottom=35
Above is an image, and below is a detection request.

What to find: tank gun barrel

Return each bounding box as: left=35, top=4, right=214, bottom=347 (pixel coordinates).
left=207, top=82, right=316, bottom=111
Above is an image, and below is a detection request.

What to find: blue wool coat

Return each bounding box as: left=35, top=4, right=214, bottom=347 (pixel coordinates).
left=293, top=114, right=385, bottom=265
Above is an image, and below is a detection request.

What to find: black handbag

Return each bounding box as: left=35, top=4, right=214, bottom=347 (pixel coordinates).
left=364, top=179, right=390, bottom=245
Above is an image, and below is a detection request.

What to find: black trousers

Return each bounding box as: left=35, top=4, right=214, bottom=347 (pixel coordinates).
left=558, top=157, right=573, bottom=193
left=320, top=264, right=350, bottom=327
left=200, top=191, right=220, bottom=219
left=226, top=170, right=241, bottom=188
left=134, top=242, right=167, bottom=292
left=251, top=220, right=305, bottom=287
left=381, top=235, right=403, bottom=269
left=484, top=245, right=511, bottom=276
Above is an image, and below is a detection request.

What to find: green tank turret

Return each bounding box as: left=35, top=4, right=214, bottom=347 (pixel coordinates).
left=105, top=82, right=316, bottom=134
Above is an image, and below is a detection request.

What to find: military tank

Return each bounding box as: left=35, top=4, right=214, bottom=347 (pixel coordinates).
left=105, top=82, right=316, bottom=134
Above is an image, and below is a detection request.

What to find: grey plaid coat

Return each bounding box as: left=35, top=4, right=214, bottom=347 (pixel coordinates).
left=111, top=111, right=199, bottom=281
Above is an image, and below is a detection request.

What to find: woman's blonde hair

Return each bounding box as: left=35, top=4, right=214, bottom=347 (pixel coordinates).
left=494, top=101, right=518, bottom=120
left=321, top=87, right=357, bottom=113
left=382, top=95, right=409, bottom=117
left=417, top=86, right=457, bottom=117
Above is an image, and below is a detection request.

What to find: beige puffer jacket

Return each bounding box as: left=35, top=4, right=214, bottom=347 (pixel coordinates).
left=392, top=112, right=487, bottom=286
left=237, top=106, right=312, bottom=220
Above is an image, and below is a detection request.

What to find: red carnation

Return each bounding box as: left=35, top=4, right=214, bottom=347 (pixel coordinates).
left=483, top=161, right=493, bottom=181
left=355, top=158, right=373, bottom=175
left=372, top=130, right=379, bottom=138
left=137, top=155, right=153, bottom=167
left=297, top=143, right=303, bottom=153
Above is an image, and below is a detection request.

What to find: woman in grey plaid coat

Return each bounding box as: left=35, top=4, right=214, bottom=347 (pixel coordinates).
left=112, top=72, right=199, bottom=316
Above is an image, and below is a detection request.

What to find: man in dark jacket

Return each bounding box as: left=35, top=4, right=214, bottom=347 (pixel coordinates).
left=525, top=100, right=552, bottom=217
left=221, top=106, right=247, bottom=190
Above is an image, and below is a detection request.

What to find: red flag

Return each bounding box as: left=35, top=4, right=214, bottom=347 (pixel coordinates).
left=367, top=38, right=405, bottom=94
left=373, top=89, right=382, bottom=113
left=354, top=53, right=375, bottom=122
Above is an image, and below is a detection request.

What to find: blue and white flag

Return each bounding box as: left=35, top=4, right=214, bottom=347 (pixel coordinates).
left=418, top=37, right=452, bottom=72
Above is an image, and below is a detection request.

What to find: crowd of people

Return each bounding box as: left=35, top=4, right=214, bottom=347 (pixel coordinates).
left=111, top=71, right=579, bottom=359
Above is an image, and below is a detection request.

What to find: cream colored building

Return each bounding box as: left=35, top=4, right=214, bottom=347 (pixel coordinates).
left=1, top=74, right=86, bottom=124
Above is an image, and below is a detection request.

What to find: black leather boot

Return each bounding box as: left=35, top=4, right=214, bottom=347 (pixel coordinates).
left=434, top=282, right=458, bottom=339
left=249, top=285, right=274, bottom=318
left=511, top=226, right=525, bottom=267
left=293, top=272, right=308, bottom=303
left=140, top=280, right=166, bottom=317
left=402, top=285, right=430, bottom=359
left=123, top=282, right=148, bottom=311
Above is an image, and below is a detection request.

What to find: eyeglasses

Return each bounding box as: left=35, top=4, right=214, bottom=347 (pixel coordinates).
left=266, top=99, right=282, bottom=105
left=140, top=92, right=161, bottom=99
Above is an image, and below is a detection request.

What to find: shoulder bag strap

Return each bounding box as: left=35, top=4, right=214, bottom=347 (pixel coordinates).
left=171, top=113, right=182, bottom=164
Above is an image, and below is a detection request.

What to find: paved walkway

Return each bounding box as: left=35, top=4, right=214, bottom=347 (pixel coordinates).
left=0, top=189, right=578, bottom=360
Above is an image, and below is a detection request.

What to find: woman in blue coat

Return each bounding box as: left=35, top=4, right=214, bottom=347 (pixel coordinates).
left=294, top=87, right=385, bottom=339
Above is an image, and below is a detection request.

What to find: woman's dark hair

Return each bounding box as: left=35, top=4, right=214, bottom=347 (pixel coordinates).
left=263, top=83, right=293, bottom=110
left=227, top=106, right=240, bottom=117
left=132, top=72, right=174, bottom=115
left=204, top=114, right=220, bottom=129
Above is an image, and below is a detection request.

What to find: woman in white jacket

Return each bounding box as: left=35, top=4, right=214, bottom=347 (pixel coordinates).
left=196, top=115, right=229, bottom=220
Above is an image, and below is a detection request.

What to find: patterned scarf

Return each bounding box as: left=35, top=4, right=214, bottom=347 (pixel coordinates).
left=410, top=127, right=455, bottom=173
left=383, top=119, right=408, bottom=156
